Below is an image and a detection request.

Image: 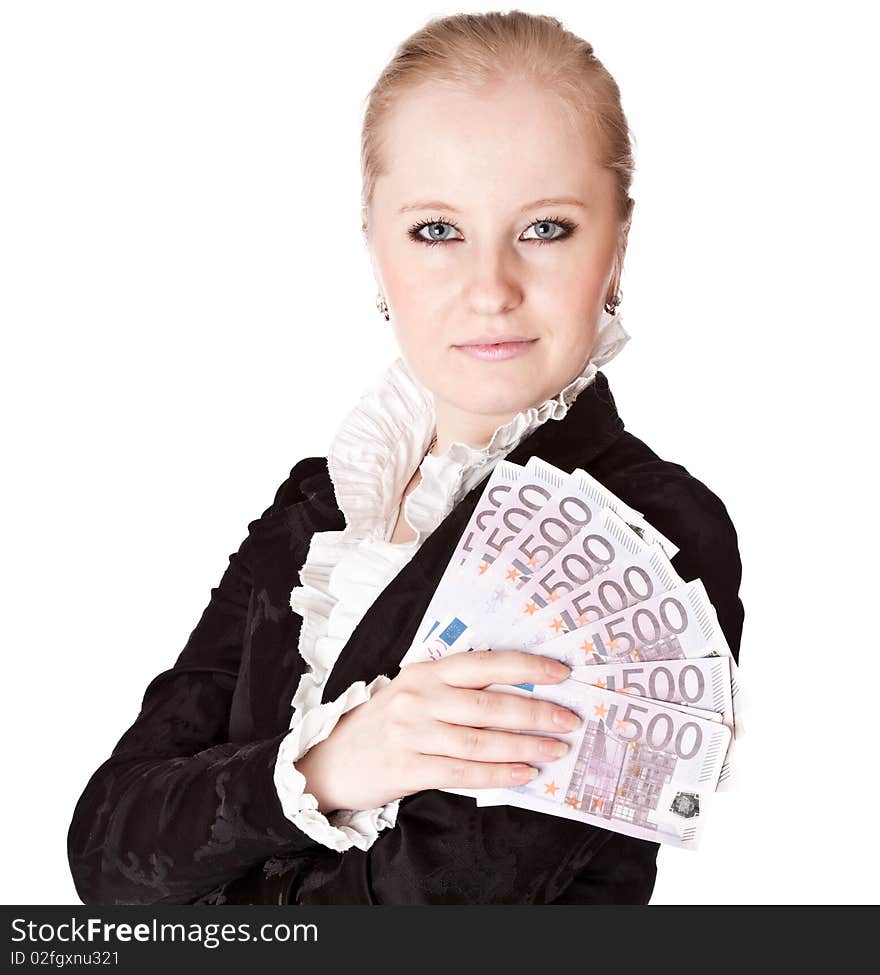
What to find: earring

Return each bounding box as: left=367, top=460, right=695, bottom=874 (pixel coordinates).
left=376, top=293, right=390, bottom=321
left=604, top=289, right=622, bottom=315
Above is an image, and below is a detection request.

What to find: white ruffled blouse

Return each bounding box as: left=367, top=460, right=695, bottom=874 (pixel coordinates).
left=272, top=313, right=630, bottom=852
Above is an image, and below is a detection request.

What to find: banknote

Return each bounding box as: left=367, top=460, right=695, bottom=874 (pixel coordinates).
left=536, top=577, right=745, bottom=778
left=535, top=579, right=731, bottom=665
left=485, top=534, right=684, bottom=651
left=400, top=561, right=703, bottom=673
left=570, top=657, right=734, bottom=733
left=412, top=456, right=679, bottom=651
left=460, top=456, right=568, bottom=569
left=465, top=461, right=680, bottom=581
left=471, top=675, right=728, bottom=804
left=471, top=663, right=731, bottom=805
left=441, top=680, right=729, bottom=849
left=414, top=457, right=554, bottom=646
left=415, top=458, right=582, bottom=648
left=411, top=506, right=669, bottom=660
left=568, top=658, right=735, bottom=787
left=464, top=460, right=593, bottom=578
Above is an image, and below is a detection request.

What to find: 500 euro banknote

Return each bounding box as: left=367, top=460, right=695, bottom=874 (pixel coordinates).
left=412, top=457, right=678, bottom=649
left=447, top=680, right=730, bottom=850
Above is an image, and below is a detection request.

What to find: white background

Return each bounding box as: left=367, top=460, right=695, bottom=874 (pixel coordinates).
left=2, top=0, right=878, bottom=905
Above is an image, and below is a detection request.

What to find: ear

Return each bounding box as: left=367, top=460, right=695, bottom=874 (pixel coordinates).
left=613, top=200, right=634, bottom=285
left=619, top=198, right=634, bottom=258
left=362, top=218, right=384, bottom=292
left=367, top=250, right=381, bottom=292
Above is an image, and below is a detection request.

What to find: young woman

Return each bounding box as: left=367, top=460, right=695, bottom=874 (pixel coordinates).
left=67, top=11, right=744, bottom=905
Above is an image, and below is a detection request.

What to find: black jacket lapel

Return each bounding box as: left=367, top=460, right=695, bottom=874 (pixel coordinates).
left=320, top=371, right=625, bottom=704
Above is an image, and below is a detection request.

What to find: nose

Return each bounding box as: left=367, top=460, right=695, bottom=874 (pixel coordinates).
left=464, top=246, right=524, bottom=316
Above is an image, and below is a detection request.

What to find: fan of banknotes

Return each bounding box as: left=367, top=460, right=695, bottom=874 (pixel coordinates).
left=399, top=457, right=743, bottom=851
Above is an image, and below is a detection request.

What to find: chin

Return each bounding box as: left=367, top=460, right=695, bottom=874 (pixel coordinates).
left=443, top=379, right=552, bottom=419
left=412, top=348, right=569, bottom=419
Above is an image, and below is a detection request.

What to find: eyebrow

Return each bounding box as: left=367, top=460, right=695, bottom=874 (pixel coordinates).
left=397, top=196, right=588, bottom=214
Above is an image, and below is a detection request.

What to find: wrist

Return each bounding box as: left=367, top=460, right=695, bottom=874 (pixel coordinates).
left=294, top=742, right=342, bottom=816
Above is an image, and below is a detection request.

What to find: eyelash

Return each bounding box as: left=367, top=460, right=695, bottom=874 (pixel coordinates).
left=407, top=214, right=577, bottom=247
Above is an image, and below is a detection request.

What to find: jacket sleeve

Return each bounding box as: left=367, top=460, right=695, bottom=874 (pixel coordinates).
left=273, top=673, right=401, bottom=851
left=643, top=473, right=746, bottom=663
left=602, top=452, right=746, bottom=663
left=66, top=459, right=331, bottom=905
left=547, top=832, right=660, bottom=904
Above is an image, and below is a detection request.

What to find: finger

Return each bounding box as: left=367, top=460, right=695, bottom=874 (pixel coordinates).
left=430, top=648, right=572, bottom=688
left=427, top=681, right=583, bottom=734
left=408, top=753, right=541, bottom=793
left=422, top=721, right=571, bottom=765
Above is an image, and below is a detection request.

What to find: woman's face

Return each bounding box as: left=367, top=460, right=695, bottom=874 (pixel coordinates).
left=366, top=77, right=625, bottom=423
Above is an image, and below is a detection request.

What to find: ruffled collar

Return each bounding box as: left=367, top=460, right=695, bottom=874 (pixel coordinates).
left=326, top=312, right=630, bottom=543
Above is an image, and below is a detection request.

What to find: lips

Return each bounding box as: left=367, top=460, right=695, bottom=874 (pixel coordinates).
left=453, top=338, right=539, bottom=362
left=456, top=333, right=535, bottom=346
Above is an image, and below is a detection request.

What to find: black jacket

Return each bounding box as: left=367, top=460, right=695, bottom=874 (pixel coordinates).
left=67, top=372, right=744, bottom=905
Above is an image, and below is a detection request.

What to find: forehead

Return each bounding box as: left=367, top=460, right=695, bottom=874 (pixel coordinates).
left=374, top=79, right=612, bottom=208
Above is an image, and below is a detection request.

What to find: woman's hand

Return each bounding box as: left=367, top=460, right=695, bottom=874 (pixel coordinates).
left=292, top=650, right=581, bottom=814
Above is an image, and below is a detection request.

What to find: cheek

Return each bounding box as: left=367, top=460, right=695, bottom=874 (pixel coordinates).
left=382, top=249, right=448, bottom=325
left=537, top=271, right=604, bottom=348
left=547, top=288, right=608, bottom=366
left=388, top=313, right=443, bottom=391
left=548, top=265, right=607, bottom=315
left=384, top=271, right=452, bottom=365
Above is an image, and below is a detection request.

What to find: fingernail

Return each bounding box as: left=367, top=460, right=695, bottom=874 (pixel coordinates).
left=553, top=709, right=581, bottom=731
left=545, top=660, right=571, bottom=679
left=512, top=766, right=540, bottom=782
left=539, top=739, right=569, bottom=758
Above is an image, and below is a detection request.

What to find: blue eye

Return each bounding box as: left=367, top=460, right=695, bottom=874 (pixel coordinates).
left=407, top=215, right=577, bottom=247
left=522, top=219, right=573, bottom=242
left=409, top=219, right=464, bottom=245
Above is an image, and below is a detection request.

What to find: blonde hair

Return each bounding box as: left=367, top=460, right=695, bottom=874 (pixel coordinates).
left=360, top=10, right=636, bottom=237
